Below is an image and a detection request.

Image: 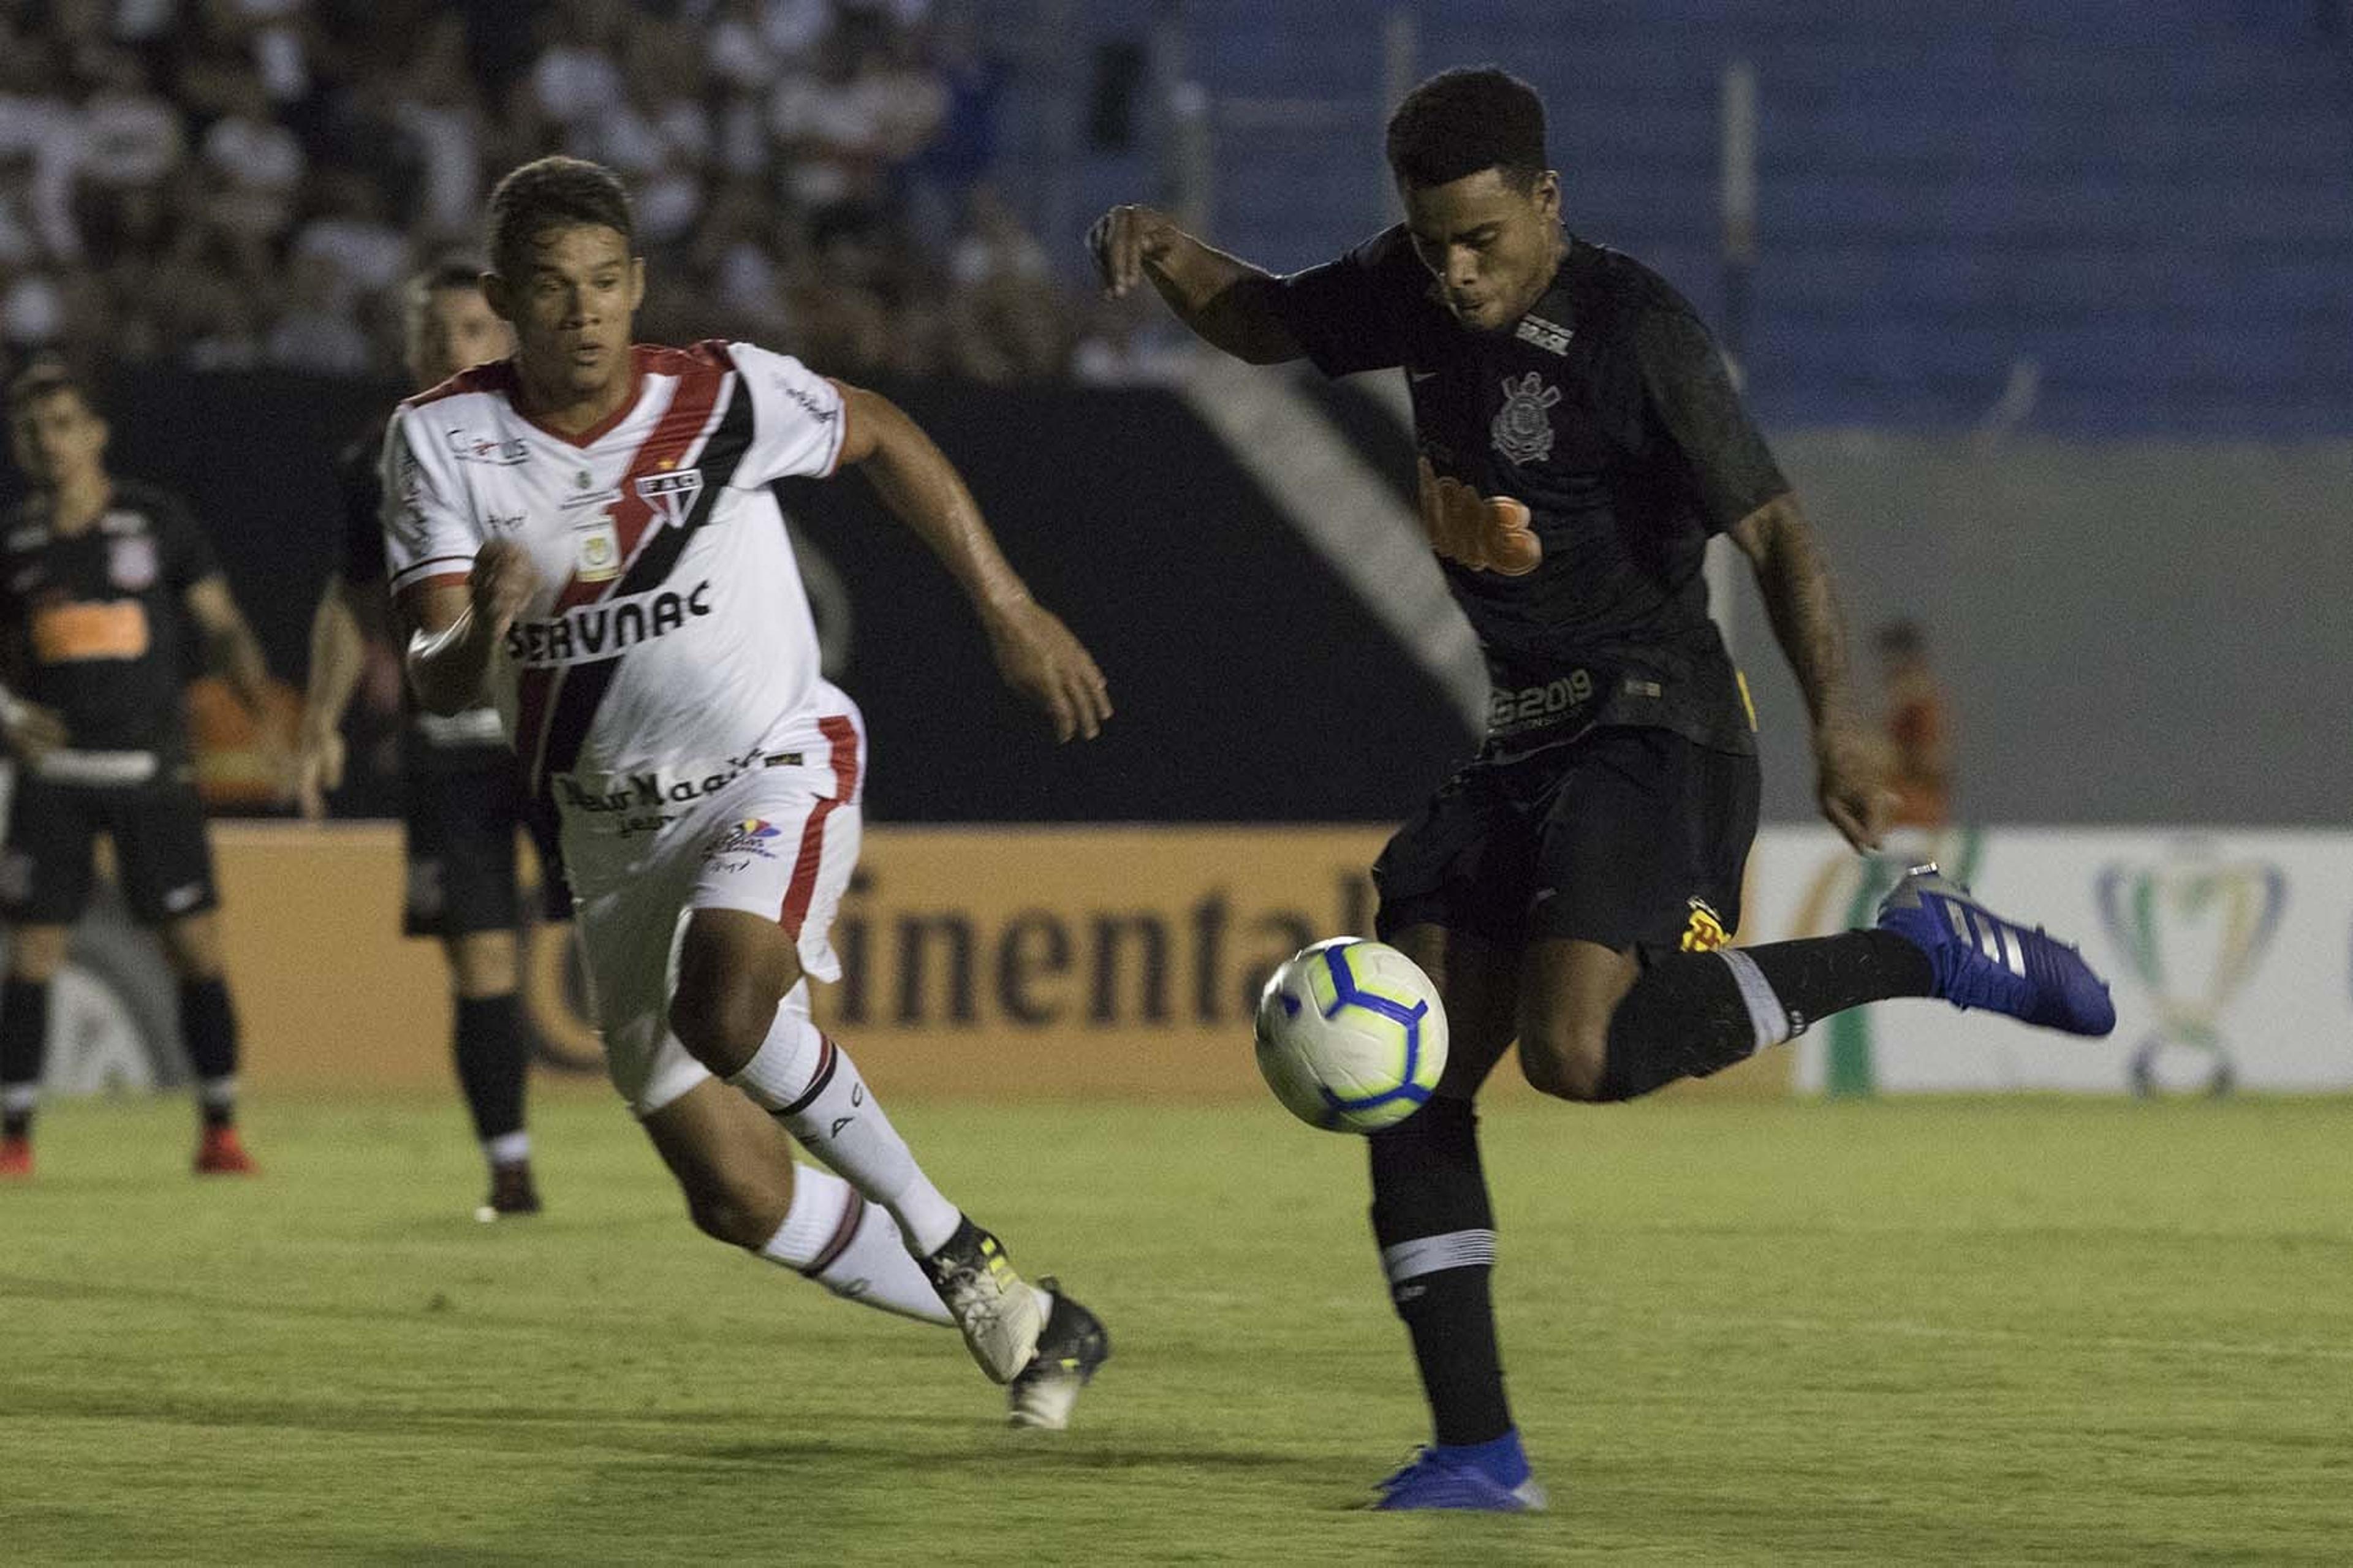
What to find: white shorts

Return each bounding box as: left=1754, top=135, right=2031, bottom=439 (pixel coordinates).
left=559, top=713, right=864, bottom=1116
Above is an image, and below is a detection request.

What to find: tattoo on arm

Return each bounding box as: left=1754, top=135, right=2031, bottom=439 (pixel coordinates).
left=1735, top=496, right=1858, bottom=738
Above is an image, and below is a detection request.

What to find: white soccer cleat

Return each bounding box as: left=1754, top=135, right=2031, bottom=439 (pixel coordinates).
left=918, top=1218, right=1046, bottom=1384
left=1007, top=1279, right=1112, bottom=1430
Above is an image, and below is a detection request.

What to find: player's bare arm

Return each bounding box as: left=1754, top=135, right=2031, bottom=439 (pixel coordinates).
left=293, top=575, right=373, bottom=818
left=184, top=574, right=275, bottom=719
left=1088, top=205, right=1305, bottom=365
left=1729, top=493, right=1893, bottom=852
left=400, top=540, right=536, bottom=718
left=833, top=382, right=1112, bottom=743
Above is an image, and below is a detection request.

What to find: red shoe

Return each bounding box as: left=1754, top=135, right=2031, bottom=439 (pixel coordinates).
left=0, top=1134, right=30, bottom=1179
left=194, top=1126, right=257, bottom=1176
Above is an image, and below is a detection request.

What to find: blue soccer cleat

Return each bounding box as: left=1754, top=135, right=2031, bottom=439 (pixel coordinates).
left=1366, top=1436, right=1550, bottom=1512
left=1876, top=863, right=2117, bottom=1036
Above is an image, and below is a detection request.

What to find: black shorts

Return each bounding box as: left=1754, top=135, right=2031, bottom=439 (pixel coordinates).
left=1373, top=726, right=1760, bottom=959
left=402, top=760, right=572, bottom=937
left=1, top=773, right=219, bottom=926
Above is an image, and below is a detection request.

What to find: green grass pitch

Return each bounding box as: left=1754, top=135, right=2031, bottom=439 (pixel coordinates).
left=5, top=1090, right=2349, bottom=1564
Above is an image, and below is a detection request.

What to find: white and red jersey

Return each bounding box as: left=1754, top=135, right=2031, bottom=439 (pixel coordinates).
left=381, top=340, right=855, bottom=809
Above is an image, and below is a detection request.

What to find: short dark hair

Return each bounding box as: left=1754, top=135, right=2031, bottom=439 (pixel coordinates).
left=1385, top=66, right=1549, bottom=191
left=486, top=157, right=634, bottom=279
left=407, top=255, right=489, bottom=313
left=5, top=358, right=96, bottom=420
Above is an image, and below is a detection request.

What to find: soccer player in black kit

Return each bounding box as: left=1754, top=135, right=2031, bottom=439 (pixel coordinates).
left=1094, top=67, right=2116, bottom=1510
left=0, top=363, right=277, bottom=1179
left=294, top=259, right=562, bottom=1219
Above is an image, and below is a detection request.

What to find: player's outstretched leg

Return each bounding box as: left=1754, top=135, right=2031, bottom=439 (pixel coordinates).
left=738, top=1015, right=1112, bottom=1418
left=723, top=983, right=1065, bottom=1385
left=1523, top=864, right=2113, bottom=1103
left=673, top=909, right=1109, bottom=1423
left=1873, top=863, right=2117, bottom=1034
left=643, top=1078, right=957, bottom=1322
left=754, top=1134, right=1107, bottom=1426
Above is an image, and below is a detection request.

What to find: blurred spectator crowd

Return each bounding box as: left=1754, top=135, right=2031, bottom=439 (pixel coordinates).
left=0, top=0, right=1074, bottom=385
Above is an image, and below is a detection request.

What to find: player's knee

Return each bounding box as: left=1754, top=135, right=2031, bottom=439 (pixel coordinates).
left=447, top=931, right=518, bottom=998
left=683, top=1172, right=789, bottom=1249
left=1518, top=1023, right=1610, bottom=1102
left=667, top=977, right=776, bottom=1079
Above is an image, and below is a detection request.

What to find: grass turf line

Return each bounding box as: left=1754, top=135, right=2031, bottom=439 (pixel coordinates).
left=4, top=1094, right=2350, bottom=1564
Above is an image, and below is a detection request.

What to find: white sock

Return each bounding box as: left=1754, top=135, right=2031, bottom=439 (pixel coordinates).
left=727, top=982, right=963, bottom=1256
left=759, top=1164, right=953, bottom=1324
left=1, top=1084, right=37, bottom=1116
left=198, top=1075, right=238, bottom=1110
left=483, top=1130, right=531, bottom=1167
left=1713, top=949, right=1796, bottom=1051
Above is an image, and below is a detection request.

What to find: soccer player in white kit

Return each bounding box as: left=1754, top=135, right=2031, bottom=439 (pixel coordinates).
left=384, top=157, right=1113, bottom=1427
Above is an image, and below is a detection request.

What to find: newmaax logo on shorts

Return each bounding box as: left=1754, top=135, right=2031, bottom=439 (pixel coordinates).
left=506, top=580, right=714, bottom=667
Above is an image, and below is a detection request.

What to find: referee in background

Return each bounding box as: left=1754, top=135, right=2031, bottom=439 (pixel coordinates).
left=0, top=362, right=276, bottom=1178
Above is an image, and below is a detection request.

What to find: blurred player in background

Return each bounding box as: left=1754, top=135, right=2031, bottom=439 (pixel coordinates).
left=295, top=259, right=561, bottom=1221
left=0, top=363, right=276, bottom=1179
left=1876, top=618, right=1952, bottom=831
left=385, top=157, right=1113, bottom=1426
left=1094, top=66, right=2115, bottom=1507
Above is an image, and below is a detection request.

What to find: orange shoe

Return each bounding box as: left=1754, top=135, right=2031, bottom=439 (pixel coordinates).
left=194, top=1126, right=257, bottom=1176
left=0, top=1134, right=30, bottom=1179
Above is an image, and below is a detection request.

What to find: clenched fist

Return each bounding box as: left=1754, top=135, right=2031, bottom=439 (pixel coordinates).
left=1088, top=204, right=1179, bottom=300
left=469, top=539, right=540, bottom=634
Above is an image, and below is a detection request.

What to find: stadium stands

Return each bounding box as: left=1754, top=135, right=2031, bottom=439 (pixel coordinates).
left=1, top=2, right=2345, bottom=431
left=1056, top=0, right=2353, bottom=433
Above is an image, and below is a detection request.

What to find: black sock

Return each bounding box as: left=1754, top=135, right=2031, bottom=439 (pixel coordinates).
left=453, top=993, right=528, bottom=1148
left=179, top=978, right=239, bottom=1129
left=1597, top=930, right=1934, bottom=1101
left=1368, top=1096, right=1513, bottom=1447
left=1, top=977, right=50, bottom=1140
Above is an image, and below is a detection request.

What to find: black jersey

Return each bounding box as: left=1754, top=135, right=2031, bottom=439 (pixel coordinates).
left=0, top=479, right=218, bottom=759
left=336, top=418, right=507, bottom=774
left=1270, top=229, right=1787, bottom=757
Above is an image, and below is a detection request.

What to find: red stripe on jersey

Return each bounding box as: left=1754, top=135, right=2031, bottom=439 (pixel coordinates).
left=512, top=358, right=732, bottom=783
left=779, top=714, right=862, bottom=938
left=547, top=362, right=730, bottom=615
left=401, top=358, right=518, bottom=412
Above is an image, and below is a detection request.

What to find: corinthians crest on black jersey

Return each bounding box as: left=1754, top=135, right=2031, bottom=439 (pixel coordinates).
left=1269, top=228, right=1789, bottom=758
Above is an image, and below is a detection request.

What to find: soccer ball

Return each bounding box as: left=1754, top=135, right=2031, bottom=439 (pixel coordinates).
left=1253, top=937, right=1449, bottom=1133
